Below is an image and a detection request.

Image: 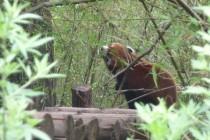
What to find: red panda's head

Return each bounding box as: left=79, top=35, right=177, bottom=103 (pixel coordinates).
left=101, top=43, right=136, bottom=74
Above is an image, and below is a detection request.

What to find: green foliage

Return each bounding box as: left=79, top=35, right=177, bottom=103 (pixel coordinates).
left=28, top=0, right=209, bottom=119
left=135, top=99, right=204, bottom=140
left=50, top=0, right=210, bottom=106
left=133, top=6, right=210, bottom=140
left=0, top=0, right=64, bottom=139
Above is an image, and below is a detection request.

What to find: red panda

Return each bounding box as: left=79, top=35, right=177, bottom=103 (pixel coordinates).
left=101, top=43, right=177, bottom=109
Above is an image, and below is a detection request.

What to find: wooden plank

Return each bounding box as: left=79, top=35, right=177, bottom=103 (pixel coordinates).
left=34, top=112, right=136, bottom=137
left=72, top=122, right=86, bottom=140
left=44, top=107, right=136, bottom=114
left=56, top=120, right=131, bottom=137
left=36, top=113, right=54, bottom=139
left=85, top=119, right=99, bottom=140
left=66, top=115, right=74, bottom=140
left=35, top=111, right=136, bottom=118
left=34, top=112, right=136, bottom=126
left=111, top=120, right=128, bottom=140
left=54, top=138, right=66, bottom=140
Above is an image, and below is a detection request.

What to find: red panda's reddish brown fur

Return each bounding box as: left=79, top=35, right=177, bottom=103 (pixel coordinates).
left=102, top=43, right=177, bottom=109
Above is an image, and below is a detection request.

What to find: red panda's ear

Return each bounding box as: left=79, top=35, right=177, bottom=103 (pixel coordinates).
left=126, top=45, right=135, bottom=54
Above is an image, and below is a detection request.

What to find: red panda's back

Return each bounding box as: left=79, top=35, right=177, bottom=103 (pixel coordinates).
left=124, top=63, right=177, bottom=107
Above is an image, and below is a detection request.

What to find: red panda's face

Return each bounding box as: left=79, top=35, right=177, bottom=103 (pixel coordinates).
left=101, top=43, right=135, bottom=73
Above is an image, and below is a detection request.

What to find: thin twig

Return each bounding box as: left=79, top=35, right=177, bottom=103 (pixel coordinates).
left=174, top=0, right=202, bottom=22
left=117, top=88, right=150, bottom=93
left=168, top=0, right=208, bottom=31
left=118, top=85, right=176, bottom=108
left=111, top=72, right=127, bottom=107
left=126, top=127, right=148, bottom=139
left=139, top=0, right=187, bottom=86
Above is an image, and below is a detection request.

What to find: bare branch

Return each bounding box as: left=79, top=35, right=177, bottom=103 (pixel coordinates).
left=26, top=0, right=104, bottom=13
left=118, top=85, right=177, bottom=108
left=139, top=0, right=187, bottom=86
left=168, top=0, right=208, bottom=31
left=117, top=88, right=151, bottom=93
left=175, top=0, right=202, bottom=21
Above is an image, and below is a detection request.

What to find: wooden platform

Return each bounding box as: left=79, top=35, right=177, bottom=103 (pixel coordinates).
left=34, top=107, right=147, bottom=140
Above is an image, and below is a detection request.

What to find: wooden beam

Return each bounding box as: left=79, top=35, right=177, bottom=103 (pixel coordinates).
left=44, top=107, right=136, bottom=114
left=34, top=111, right=136, bottom=137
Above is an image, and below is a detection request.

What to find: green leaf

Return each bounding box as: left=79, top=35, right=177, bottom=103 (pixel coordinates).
left=18, top=59, right=32, bottom=78
left=29, top=35, right=53, bottom=49
left=191, top=58, right=207, bottom=70
left=151, top=65, right=158, bottom=88
left=30, top=128, right=51, bottom=140
left=20, top=89, right=44, bottom=97
left=26, top=117, right=41, bottom=126
left=6, top=81, right=44, bottom=97
left=39, top=73, right=66, bottom=79
left=202, top=78, right=210, bottom=84
left=194, top=6, right=210, bottom=17
left=4, top=0, right=12, bottom=11
left=192, top=44, right=210, bottom=56
left=184, top=86, right=210, bottom=95
left=18, top=13, right=41, bottom=22
left=135, top=100, right=171, bottom=140
left=190, top=128, right=205, bottom=140
left=28, top=49, right=42, bottom=56
left=0, top=1, right=63, bottom=139
left=25, top=133, right=33, bottom=140
left=198, top=32, right=210, bottom=42
left=6, top=82, right=19, bottom=95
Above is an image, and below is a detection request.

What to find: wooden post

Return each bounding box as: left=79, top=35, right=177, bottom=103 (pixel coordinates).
left=72, top=120, right=86, bottom=140
left=72, top=85, right=92, bottom=107
left=111, top=120, right=128, bottom=140
left=36, top=114, right=54, bottom=139
left=85, top=119, right=99, bottom=140
left=66, top=115, right=74, bottom=140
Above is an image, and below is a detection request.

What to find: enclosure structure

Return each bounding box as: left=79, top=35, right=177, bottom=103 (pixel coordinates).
left=34, top=107, right=146, bottom=140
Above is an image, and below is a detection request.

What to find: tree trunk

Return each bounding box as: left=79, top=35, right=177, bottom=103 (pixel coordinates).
left=30, top=0, right=56, bottom=108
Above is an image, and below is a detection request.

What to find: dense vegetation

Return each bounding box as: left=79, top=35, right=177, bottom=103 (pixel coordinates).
left=1, top=0, right=210, bottom=139
left=135, top=7, right=210, bottom=138
left=50, top=0, right=209, bottom=107
left=0, top=1, right=62, bottom=139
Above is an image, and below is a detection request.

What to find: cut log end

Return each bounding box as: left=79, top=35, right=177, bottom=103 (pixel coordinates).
left=72, top=85, right=92, bottom=107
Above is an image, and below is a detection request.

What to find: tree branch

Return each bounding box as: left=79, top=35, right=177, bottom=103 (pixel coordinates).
left=26, top=0, right=104, bottom=13
left=118, top=85, right=177, bottom=108
left=175, top=0, right=202, bottom=21
left=168, top=0, right=208, bottom=31
left=139, top=0, right=187, bottom=86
